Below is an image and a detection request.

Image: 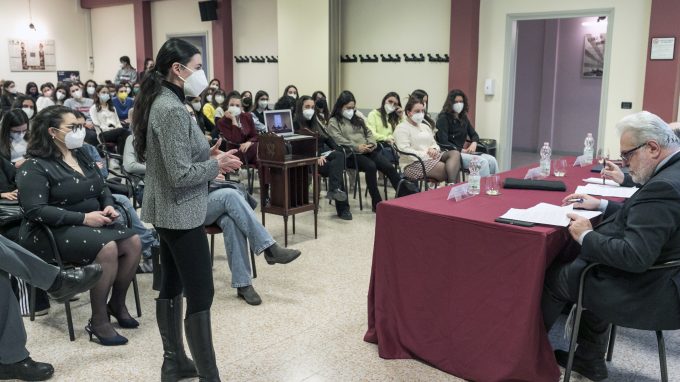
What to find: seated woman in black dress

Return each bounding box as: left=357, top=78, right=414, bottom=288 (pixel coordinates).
left=16, top=105, right=141, bottom=346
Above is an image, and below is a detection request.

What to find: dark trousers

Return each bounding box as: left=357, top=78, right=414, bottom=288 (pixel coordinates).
left=0, top=235, right=59, bottom=364
left=84, top=128, right=99, bottom=147
left=155, top=226, right=213, bottom=315
left=347, top=151, right=401, bottom=209
left=100, top=128, right=131, bottom=155
left=542, top=258, right=610, bottom=355
left=319, top=151, right=349, bottom=213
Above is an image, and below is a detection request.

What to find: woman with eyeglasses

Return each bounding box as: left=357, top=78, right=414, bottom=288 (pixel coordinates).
left=16, top=105, right=142, bottom=347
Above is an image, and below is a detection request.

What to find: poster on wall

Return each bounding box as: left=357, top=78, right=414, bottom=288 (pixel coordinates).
left=582, top=33, right=605, bottom=78
left=57, top=71, right=80, bottom=84
left=8, top=39, right=56, bottom=72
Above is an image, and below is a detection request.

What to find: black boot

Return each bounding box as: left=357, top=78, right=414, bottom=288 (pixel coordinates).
left=184, top=310, right=220, bottom=382
left=157, top=296, right=197, bottom=382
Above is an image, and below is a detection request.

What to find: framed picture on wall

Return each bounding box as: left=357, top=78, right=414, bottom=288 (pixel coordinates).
left=8, top=39, right=56, bottom=72
left=582, top=33, right=605, bottom=78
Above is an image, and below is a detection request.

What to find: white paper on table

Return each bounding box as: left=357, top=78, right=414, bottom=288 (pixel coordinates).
left=575, top=184, right=638, bottom=198
left=582, top=178, right=619, bottom=187
left=500, top=203, right=602, bottom=227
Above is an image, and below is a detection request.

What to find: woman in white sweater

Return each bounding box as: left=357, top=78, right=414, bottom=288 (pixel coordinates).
left=89, top=85, right=131, bottom=154
left=393, top=97, right=461, bottom=184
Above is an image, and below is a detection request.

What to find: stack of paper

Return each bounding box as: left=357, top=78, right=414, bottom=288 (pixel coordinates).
left=500, top=203, right=602, bottom=227
left=574, top=184, right=638, bottom=198
left=582, top=178, right=619, bottom=187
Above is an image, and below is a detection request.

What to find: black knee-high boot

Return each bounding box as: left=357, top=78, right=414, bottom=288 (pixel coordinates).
left=184, top=310, right=220, bottom=381
left=157, top=295, right=198, bottom=381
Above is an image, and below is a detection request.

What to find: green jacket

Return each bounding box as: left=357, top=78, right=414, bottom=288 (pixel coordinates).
left=327, top=116, right=376, bottom=151
left=366, top=109, right=403, bottom=141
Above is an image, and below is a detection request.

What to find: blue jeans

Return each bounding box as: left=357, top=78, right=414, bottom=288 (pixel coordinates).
left=112, top=194, right=158, bottom=258
left=461, top=153, right=498, bottom=177
left=204, top=188, right=275, bottom=288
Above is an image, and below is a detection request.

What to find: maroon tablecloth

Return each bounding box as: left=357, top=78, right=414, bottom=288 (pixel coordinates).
left=364, top=160, right=601, bottom=382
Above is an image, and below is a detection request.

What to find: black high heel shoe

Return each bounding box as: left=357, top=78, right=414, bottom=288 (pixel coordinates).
left=85, top=320, right=128, bottom=346
left=107, top=304, right=139, bottom=328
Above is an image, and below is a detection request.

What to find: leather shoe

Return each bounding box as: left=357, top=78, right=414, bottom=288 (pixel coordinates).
left=263, top=243, right=301, bottom=265
left=338, top=210, right=353, bottom=220
left=327, top=189, right=348, bottom=202
left=555, top=350, right=608, bottom=381
left=0, top=357, right=54, bottom=381
left=237, top=286, right=262, bottom=305
left=47, top=264, right=102, bottom=303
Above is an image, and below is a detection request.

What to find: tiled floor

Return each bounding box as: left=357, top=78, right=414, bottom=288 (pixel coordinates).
left=21, top=180, right=680, bottom=381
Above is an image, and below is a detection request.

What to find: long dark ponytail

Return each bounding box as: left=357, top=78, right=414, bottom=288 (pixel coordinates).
left=133, top=38, right=199, bottom=162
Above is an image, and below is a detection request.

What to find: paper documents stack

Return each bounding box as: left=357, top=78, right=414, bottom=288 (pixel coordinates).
left=500, top=203, right=602, bottom=227
left=574, top=183, right=638, bottom=198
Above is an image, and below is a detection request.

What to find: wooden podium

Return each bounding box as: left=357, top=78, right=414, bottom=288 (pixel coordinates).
left=257, top=129, right=318, bottom=246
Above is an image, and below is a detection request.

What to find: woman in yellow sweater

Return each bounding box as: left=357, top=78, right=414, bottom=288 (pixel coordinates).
left=366, top=91, right=403, bottom=163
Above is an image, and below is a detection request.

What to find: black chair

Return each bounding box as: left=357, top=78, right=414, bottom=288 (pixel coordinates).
left=102, top=151, right=144, bottom=209
left=30, top=200, right=142, bottom=341
left=391, top=145, right=438, bottom=195
left=563, top=260, right=680, bottom=382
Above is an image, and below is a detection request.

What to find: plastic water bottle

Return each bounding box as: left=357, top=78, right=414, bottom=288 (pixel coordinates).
left=540, top=142, right=551, bottom=176
left=583, top=133, right=595, bottom=163
left=468, top=156, right=481, bottom=195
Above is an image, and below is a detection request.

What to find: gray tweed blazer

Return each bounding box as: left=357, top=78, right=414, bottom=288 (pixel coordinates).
left=140, top=86, right=219, bottom=229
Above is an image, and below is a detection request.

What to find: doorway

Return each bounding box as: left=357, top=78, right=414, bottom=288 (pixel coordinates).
left=167, top=33, right=210, bottom=80
left=503, top=13, right=611, bottom=169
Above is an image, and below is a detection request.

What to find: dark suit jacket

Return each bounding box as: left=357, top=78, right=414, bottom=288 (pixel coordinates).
left=581, top=152, right=680, bottom=329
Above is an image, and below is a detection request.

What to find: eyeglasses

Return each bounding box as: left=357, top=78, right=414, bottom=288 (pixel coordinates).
left=620, top=142, right=647, bottom=163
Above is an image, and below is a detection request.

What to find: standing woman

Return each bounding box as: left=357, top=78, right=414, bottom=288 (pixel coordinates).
left=133, top=38, right=241, bottom=381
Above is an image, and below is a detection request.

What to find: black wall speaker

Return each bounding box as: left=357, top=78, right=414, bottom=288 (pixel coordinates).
left=198, top=1, right=218, bottom=22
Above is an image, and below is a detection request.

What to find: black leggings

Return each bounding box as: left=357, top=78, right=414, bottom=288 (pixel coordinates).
left=348, top=151, right=401, bottom=208
left=156, top=226, right=214, bottom=315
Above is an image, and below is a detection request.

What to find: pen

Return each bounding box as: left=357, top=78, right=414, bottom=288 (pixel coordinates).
left=566, top=198, right=584, bottom=204
left=602, top=157, right=606, bottom=185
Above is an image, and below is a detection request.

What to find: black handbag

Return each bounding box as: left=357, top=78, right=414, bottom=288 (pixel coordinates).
left=0, top=199, right=23, bottom=227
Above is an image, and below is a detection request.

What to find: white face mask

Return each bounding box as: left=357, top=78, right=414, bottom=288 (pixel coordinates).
left=206, top=95, right=213, bottom=103
left=411, top=112, right=425, bottom=124
left=384, top=103, right=396, bottom=114
left=342, top=109, right=355, bottom=120
left=453, top=102, right=464, bottom=114
left=192, top=101, right=202, bottom=111
left=99, top=93, right=110, bottom=102
left=56, top=92, right=66, bottom=100
left=302, top=109, right=315, bottom=121
left=179, top=64, right=209, bottom=97
left=61, top=128, right=86, bottom=149
left=72, top=90, right=83, bottom=99
left=22, top=108, right=34, bottom=119
left=258, top=100, right=268, bottom=109
left=10, top=132, right=26, bottom=142
left=214, top=95, right=225, bottom=104
left=120, top=63, right=125, bottom=69
left=8, top=87, right=17, bottom=94
left=228, top=105, right=241, bottom=117
left=126, top=87, right=132, bottom=94
left=86, top=86, right=96, bottom=95
left=287, top=92, right=297, bottom=98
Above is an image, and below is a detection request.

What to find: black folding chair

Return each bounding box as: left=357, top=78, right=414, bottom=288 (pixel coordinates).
left=563, top=260, right=680, bottom=382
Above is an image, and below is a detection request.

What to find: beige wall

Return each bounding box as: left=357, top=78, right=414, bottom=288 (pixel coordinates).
left=150, top=0, right=214, bottom=79
left=340, top=0, right=450, bottom=111
left=232, top=0, right=278, bottom=96
left=477, top=0, right=652, bottom=169
left=277, top=0, right=329, bottom=99
left=0, top=0, right=91, bottom=91
left=91, top=4, right=135, bottom=83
